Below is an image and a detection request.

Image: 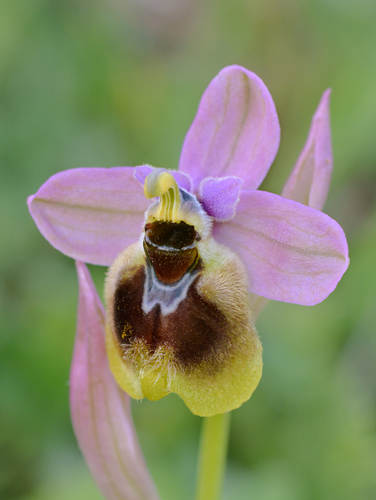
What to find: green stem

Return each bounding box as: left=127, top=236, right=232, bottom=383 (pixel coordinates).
left=195, top=412, right=231, bottom=500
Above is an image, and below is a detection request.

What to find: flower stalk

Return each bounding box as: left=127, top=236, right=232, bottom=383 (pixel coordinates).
left=195, top=413, right=231, bottom=500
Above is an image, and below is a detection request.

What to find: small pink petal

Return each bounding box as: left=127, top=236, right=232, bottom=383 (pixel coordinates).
left=282, top=90, right=333, bottom=211
left=70, top=261, right=160, bottom=500
left=213, top=190, right=349, bottom=306
left=134, top=165, right=192, bottom=192
left=199, top=176, right=243, bottom=221
left=179, top=65, right=280, bottom=191
left=28, top=167, right=150, bottom=266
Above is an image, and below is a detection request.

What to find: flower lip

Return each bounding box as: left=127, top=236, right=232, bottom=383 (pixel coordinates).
left=111, top=256, right=229, bottom=369
left=106, top=235, right=263, bottom=416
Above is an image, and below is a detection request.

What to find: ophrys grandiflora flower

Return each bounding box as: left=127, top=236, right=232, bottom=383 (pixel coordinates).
left=28, top=66, right=349, bottom=420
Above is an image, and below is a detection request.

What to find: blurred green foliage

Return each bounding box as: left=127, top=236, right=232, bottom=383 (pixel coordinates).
left=1, top=0, right=376, bottom=499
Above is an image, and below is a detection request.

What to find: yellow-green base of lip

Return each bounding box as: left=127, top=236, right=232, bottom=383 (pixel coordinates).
left=106, top=325, right=263, bottom=417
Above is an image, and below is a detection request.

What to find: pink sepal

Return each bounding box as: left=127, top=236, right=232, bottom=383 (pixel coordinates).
left=70, top=262, right=160, bottom=500
left=213, top=190, right=349, bottom=305
left=282, top=90, right=333, bottom=210
left=28, top=167, right=150, bottom=266
left=179, top=65, right=280, bottom=191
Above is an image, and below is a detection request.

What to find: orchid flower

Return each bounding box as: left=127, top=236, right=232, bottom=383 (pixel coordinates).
left=28, top=65, right=349, bottom=500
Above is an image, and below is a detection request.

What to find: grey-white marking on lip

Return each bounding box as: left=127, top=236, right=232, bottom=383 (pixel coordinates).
left=142, top=260, right=199, bottom=316
left=144, top=233, right=196, bottom=252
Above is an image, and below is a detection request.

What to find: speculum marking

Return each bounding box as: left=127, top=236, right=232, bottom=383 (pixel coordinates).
left=144, top=220, right=200, bottom=284
left=113, top=266, right=230, bottom=369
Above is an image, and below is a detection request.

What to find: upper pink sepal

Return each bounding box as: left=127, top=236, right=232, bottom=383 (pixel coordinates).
left=282, top=89, right=333, bottom=210
left=179, top=65, right=280, bottom=191
left=70, top=261, right=160, bottom=500
left=28, top=167, right=150, bottom=266
left=213, top=190, right=349, bottom=305
left=199, top=176, right=243, bottom=220
left=134, top=165, right=192, bottom=192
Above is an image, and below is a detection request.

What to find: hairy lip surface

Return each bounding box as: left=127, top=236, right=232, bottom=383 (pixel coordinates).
left=113, top=266, right=230, bottom=369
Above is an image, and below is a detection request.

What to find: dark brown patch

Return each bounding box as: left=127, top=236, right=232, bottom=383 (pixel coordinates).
left=144, top=240, right=198, bottom=284
left=145, top=220, right=198, bottom=249
left=144, top=220, right=200, bottom=284
left=113, top=266, right=231, bottom=369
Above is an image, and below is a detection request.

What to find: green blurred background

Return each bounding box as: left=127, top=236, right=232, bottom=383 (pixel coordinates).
left=1, top=1, right=376, bottom=499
